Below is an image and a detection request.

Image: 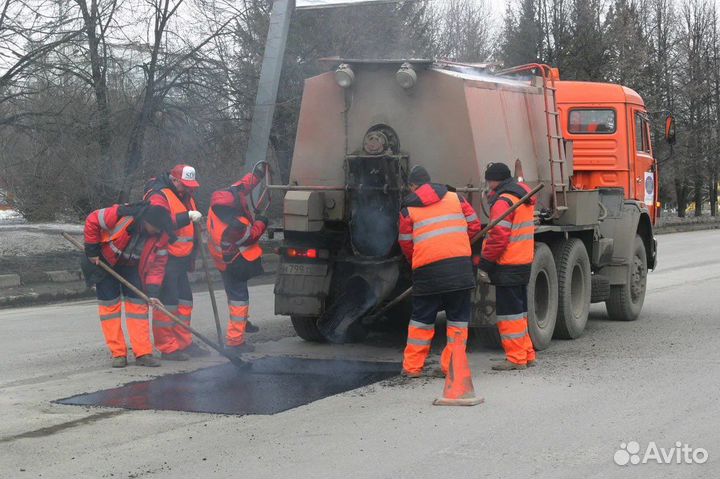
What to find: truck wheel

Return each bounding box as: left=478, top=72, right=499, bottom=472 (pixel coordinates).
left=527, top=242, right=558, bottom=350
left=291, top=316, right=326, bottom=342
left=553, top=238, right=591, bottom=339
left=606, top=235, right=647, bottom=321
left=469, top=327, right=501, bottom=350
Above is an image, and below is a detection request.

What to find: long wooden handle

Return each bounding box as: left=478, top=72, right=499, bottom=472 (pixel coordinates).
left=62, top=232, right=237, bottom=362
left=371, top=183, right=545, bottom=317
left=196, top=226, right=224, bottom=345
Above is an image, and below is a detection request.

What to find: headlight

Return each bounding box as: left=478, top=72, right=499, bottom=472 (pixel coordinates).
left=335, top=64, right=355, bottom=88
left=396, top=62, right=417, bottom=89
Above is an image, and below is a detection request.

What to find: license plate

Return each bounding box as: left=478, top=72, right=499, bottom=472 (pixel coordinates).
left=280, top=263, right=328, bottom=276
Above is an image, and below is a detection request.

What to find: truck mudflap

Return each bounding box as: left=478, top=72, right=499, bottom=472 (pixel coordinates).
left=317, top=257, right=401, bottom=343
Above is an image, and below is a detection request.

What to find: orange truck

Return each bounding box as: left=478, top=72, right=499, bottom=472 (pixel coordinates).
left=270, top=60, right=674, bottom=348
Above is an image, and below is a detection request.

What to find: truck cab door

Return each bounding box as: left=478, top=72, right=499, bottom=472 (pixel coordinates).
left=631, top=109, right=656, bottom=221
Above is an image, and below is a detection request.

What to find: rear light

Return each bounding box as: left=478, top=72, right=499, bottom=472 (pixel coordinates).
left=286, top=247, right=321, bottom=259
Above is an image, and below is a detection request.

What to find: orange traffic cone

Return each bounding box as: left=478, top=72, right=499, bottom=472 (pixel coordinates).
left=433, top=330, right=484, bottom=406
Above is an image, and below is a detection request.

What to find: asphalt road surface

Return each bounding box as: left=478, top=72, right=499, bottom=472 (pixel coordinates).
left=1, top=230, right=719, bottom=478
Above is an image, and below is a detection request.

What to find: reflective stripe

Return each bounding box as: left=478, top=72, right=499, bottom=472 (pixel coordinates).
left=236, top=226, right=252, bottom=246
left=99, top=313, right=121, bottom=321
left=178, top=299, right=193, bottom=307
left=97, top=298, right=121, bottom=307
left=446, top=320, right=468, bottom=329
left=398, top=233, right=413, bottom=241
left=501, top=329, right=529, bottom=341
left=465, top=213, right=478, bottom=222
left=98, top=208, right=109, bottom=231
left=497, top=220, right=512, bottom=229
left=414, top=226, right=468, bottom=245
left=407, top=338, right=432, bottom=346
left=447, top=336, right=467, bottom=344
left=175, top=236, right=194, bottom=243
left=414, top=213, right=466, bottom=230
left=177, top=314, right=191, bottom=321
left=156, top=249, right=168, bottom=256
left=108, top=242, right=122, bottom=255
left=125, top=313, right=148, bottom=320
left=409, top=320, right=435, bottom=330
left=229, top=315, right=248, bottom=323
left=229, top=300, right=249, bottom=307
left=496, top=312, right=527, bottom=322
left=512, top=220, right=535, bottom=230
left=509, top=234, right=534, bottom=243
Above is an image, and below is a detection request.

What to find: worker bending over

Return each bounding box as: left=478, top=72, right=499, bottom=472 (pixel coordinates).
left=83, top=203, right=175, bottom=368
left=144, top=164, right=206, bottom=360
left=206, top=169, right=268, bottom=353
left=398, top=166, right=482, bottom=377
left=479, top=162, right=537, bottom=370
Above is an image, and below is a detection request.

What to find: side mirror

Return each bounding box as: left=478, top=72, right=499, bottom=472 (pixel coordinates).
left=665, top=114, right=676, bottom=144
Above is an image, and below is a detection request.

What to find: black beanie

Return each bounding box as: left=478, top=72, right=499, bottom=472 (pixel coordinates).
left=484, top=162, right=512, bottom=181
left=408, top=165, right=431, bottom=185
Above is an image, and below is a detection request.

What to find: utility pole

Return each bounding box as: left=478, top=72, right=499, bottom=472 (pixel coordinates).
left=243, top=0, right=295, bottom=173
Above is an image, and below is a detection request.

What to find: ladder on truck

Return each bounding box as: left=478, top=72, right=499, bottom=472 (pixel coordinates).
left=496, top=64, right=569, bottom=216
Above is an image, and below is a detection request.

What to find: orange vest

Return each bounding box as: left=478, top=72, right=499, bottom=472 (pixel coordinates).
left=206, top=208, right=263, bottom=271
left=161, top=188, right=196, bottom=257
left=496, top=192, right=534, bottom=266
left=100, top=216, right=135, bottom=263
left=407, top=192, right=471, bottom=270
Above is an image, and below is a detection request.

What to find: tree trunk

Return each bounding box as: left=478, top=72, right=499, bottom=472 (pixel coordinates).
left=711, top=172, right=718, bottom=216
left=694, top=176, right=703, bottom=217
left=675, top=178, right=687, bottom=217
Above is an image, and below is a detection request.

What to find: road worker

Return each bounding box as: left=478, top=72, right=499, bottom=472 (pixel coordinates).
left=83, top=202, right=175, bottom=368
left=206, top=169, right=268, bottom=353
left=478, top=162, right=537, bottom=370
left=144, top=164, right=206, bottom=360
left=397, top=166, right=482, bottom=378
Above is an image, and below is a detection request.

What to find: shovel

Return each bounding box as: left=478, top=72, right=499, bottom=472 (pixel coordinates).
left=62, top=232, right=250, bottom=371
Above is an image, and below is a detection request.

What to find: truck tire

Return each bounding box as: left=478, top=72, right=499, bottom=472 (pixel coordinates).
left=291, top=316, right=326, bottom=342
left=606, top=235, right=647, bottom=321
left=527, top=242, right=558, bottom=350
left=553, top=238, right=591, bottom=339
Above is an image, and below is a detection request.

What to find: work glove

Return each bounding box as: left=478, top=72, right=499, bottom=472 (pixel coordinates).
left=477, top=270, right=491, bottom=284
left=148, top=297, right=163, bottom=309
left=188, top=210, right=203, bottom=223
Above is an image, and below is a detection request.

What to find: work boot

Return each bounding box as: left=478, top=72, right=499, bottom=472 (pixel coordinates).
left=182, top=343, right=211, bottom=357
left=527, top=359, right=537, bottom=368
left=161, top=351, right=190, bottom=361
left=225, top=343, right=255, bottom=354
left=491, top=360, right=527, bottom=371
left=135, top=354, right=161, bottom=367
left=400, top=369, right=422, bottom=378
left=112, top=356, right=128, bottom=368
left=245, top=320, right=259, bottom=334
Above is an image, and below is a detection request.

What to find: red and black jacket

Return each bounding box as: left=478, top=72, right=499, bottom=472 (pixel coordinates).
left=208, top=173, right=267, bottom=269
left=398, top=183, right=482, bottom=295
left=84, top=204, right=170, bottom=297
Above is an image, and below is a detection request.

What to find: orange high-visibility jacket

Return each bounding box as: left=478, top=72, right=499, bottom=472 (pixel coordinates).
left=398, top=183, right=481, bottom=295
left=480, top=179, right=536, bottom=285
left=84, top=204, right=169, bottom=293
left=206, top=174, right=266, bottom=271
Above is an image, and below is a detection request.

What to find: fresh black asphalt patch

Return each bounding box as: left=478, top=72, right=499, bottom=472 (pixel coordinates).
left=55, top=357, right=400, bottom=415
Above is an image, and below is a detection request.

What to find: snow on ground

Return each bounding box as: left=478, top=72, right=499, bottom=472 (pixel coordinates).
left=0, top=209, right=24, bottom=223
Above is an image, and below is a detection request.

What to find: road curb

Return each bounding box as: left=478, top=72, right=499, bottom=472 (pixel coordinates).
left=0, top=254, right=279, bottom=309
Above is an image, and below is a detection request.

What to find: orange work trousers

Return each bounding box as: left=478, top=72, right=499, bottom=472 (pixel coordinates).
left=95, top=264, right=152, bottom=358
